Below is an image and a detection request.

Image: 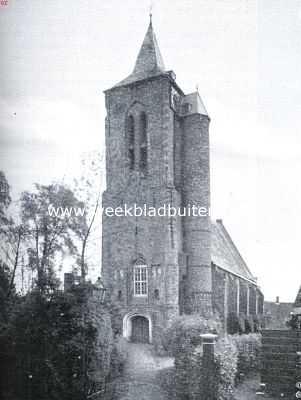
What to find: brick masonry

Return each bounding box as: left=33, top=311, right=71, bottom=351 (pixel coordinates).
left=101, top=22, right=264, bottom=344
left=212, top=264, right=264, bottom=329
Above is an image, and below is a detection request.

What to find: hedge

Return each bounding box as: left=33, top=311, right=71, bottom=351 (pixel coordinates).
left=162, top=314, right=238, bottom=400
left=232, top=333, right=261, bottom=378
left=161, top=315, right=262, bottom=400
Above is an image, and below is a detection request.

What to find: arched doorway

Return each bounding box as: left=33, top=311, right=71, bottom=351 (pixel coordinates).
left=122, top=313, right=152, bottom=343
left=131, top=315, right=149, bottom=343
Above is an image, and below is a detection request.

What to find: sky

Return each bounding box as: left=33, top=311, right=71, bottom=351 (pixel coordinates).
left=0, top=0, right=301, bottom=301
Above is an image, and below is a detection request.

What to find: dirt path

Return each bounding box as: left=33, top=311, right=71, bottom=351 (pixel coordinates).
left=233, top=373, right=290, bottom=400
left=115, top=343, right=174, bottom=400
left=114, top=345, right=288, bottom=400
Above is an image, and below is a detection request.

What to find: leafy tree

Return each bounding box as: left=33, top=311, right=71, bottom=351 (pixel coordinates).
left=0, top=171, right=29, bottom=298
left=0, top=261, right=13, bottom=324
left=0, top=171, right=11, bottom=229
left=20, top=183, right=88, bottom=291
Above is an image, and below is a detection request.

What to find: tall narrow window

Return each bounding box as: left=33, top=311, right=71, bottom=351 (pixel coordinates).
left=127, top=115, right=135, bottom=170
left=139, top=112, right=147, bottom=172
left=134, top=264, right=148, bottom=296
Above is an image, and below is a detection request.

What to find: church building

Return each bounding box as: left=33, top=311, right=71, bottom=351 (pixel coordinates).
left=101, top=19, right=264, bottom=344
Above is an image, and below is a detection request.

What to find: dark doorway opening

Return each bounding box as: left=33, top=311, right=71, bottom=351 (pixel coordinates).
left=131, top=316, right=149, bottom=343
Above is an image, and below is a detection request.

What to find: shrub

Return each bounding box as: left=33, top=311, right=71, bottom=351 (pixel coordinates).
left=227, top=312, right=241, bottom=334
left=215, top=336, right=238, bottom=400
left=286, top=313, right=301, bottom=330
left=162, top=314, right=238, bottom=400
left=232, top=333, right=261, bottom=377
left=1, top=286, right=115, bottom=400
left=188, top=335, right=238, bottom=400
left=163, top=313, right=222, bottom=356
left=109, top=335, right=129, bottom=379
left=161, top=316, right=262, bottom=400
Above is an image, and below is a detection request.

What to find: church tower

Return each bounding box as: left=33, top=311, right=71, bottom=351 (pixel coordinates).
left=102, top=19, right=212, bottom=344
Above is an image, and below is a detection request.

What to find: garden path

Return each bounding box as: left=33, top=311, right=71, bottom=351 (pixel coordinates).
left=115, top=343, right=173, bottom=400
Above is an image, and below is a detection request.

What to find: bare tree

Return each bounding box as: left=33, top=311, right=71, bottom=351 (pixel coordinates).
left=73, top=151, right=105, bottom=281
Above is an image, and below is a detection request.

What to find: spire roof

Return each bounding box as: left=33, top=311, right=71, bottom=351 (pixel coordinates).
left=113, top=21, right=166, bottom=88
left=294, top=285, right=301, bottom=308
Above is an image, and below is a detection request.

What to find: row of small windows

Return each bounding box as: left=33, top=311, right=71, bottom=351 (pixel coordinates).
left=126, top=112, right=147, bottom=172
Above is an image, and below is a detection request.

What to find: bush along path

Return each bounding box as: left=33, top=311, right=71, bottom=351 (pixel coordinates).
left=112, top=343, right=174, bottom=400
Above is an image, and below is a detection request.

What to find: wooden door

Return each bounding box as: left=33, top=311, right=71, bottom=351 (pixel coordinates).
left=131, top=316, right=149, bottom=343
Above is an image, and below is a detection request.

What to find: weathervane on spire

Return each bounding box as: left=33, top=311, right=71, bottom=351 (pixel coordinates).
left=149, top=1, right=153, bottom=25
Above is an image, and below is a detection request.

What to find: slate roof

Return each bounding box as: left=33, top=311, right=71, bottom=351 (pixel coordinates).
left=294, top=285, right=301, bottom=308
left=113, top=21, right=166, bottom=89
left=180, top=92, right=209, bottom=117
left=110, top=22, right=210, bottom=119
left=211, top=219, right=256, bottom=282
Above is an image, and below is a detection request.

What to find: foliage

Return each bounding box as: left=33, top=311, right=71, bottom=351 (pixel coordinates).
left=166, top=333, right=238, bottom=400
left=0, top=260, right=17, bottom=324
left=162, top=313, right=222, bottom=356
left=162, top=315, right=262, bottom=400
left=0, top=284, right=114, bottom=400
left=108, top=335, right=129, bottom=380
left=73, top=151, right=104, bottom=279
left=286, top=313, right=301, bottom=330
left=0, top=170, right=11, bottom=229
left=0, top=173, right=127, bottom=399
left=227, top=312, right=241, bottom=334
left=162, top=314, right=235, bottom=400
left=0, top=172, right=30, bottom=298
left=20, top=183, right=87, bottom=291
left=215, top=336, right=238, bottom=400
left=232, top=333, right=262, bottom=378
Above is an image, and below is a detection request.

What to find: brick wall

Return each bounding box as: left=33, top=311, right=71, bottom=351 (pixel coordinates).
left=102, top=70, right=261, bottom=341
left=182, top=113, right=212, bottom=314
left=102, top=76, right=182, bottom=343
left=212, top=264, right=264, bottom=332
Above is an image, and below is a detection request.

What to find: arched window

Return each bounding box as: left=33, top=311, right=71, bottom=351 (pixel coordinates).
left=139, top=112, right=147, bottom=171
left=134, top=264, right=148, bottom=296
left=127, top=115, right=135, bottom=170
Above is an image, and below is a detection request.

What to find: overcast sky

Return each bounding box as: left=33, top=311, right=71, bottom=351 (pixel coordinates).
left=1, top=0, right=300, bottom=302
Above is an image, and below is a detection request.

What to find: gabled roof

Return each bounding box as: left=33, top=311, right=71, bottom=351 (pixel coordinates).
left=211, top=219, right=256, bottom=283
left=294, top=285, right=301, bottom=308
left=113, top=21, right=166, bottom=89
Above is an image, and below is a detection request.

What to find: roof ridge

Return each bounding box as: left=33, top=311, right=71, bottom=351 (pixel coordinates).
left=215, top=220, right=255, bottom=280
left=294, top=285, right=301, bottom=308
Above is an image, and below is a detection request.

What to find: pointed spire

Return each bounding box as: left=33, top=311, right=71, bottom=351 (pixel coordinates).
left=132, top=20, right=165, bottom=75
left=113, top=19, right=166, bottom=88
